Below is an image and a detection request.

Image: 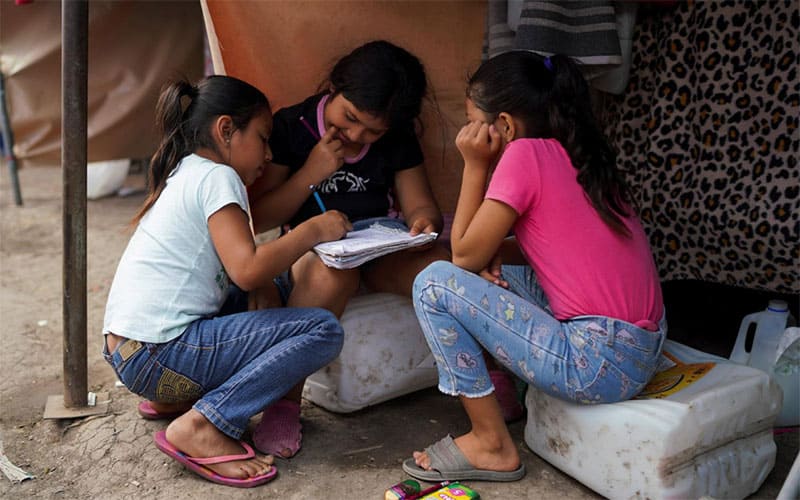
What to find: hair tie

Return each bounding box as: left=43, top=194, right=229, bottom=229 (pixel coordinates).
left=178, top=82, right=197, bottom=115
left=543, top=56, right=554, bottom=72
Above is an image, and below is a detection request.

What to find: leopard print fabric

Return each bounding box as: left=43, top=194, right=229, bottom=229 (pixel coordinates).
left=602, top=0, right=798, bottom=293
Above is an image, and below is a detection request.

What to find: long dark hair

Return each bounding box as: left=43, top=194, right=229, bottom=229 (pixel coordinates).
left=467, top=51, right=634, bottom=236
left=132, top=75, right=270, bottom=224
left=322, top=40, right=427, bottom=130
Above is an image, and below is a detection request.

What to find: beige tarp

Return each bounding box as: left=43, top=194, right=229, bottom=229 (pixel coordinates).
left=1, top=0, right=204, bottom=168
left=201, top=0, right=487, bottom=213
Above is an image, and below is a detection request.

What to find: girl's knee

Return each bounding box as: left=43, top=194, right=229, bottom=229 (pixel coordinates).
left=413, top=260, right=456, bottom=295
left=418, top=260, right=455, bottom=281
left=319, top=309, right=344, bottom=337
left=294, top=258, right=360, bottom=295
left=314, top=309, right=345, bottom=358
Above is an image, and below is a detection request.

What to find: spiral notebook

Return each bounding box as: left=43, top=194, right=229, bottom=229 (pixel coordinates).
left=313, top=223, right=438, bottom=269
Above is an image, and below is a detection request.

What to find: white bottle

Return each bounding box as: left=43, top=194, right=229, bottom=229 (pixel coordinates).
left=730, top=299, right=799, bottom=426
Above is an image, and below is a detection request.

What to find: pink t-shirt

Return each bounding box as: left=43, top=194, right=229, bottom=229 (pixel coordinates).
left=485, top=138, right=663, bottom=328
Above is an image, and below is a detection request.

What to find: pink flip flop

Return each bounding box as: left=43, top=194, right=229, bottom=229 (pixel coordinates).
left=252, top=399, right=302, bottom=458
left=153, top=430, right=277, bottom=488
left=490, top=370, right=525, bottom=422
left=137, top=401, right=185, bottom=420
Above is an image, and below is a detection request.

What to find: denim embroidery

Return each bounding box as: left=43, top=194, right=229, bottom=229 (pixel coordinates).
left=155, top=367, right=203, bottom=403
left=438, top=327, right=458, bottom=346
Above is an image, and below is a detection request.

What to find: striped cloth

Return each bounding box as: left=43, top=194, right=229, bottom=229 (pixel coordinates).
left=484, top=1, right=622, bottom=65
left=517, top=1, right=622, bottom=64
left=484, top=0, right=622, bottom=65
left=483, top=0, right=639, bottom=94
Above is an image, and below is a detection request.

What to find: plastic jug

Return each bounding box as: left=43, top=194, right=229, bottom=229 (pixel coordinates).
left=730, top=299, right=799, bottom=426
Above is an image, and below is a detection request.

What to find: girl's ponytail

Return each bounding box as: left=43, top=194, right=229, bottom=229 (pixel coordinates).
left=544, top=55, right=579, bottom=149
left=131, top=80, right=193, bottom=225
left=131, top=75, right=270, bottom=226
left=546, top=55, right=633, bottom=237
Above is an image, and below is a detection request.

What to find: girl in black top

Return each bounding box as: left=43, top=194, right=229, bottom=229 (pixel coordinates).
left=247, top=40, right=449, bottom=458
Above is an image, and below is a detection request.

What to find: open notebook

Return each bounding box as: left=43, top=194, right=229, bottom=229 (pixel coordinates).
left=313, top=223, right=438, bottom=269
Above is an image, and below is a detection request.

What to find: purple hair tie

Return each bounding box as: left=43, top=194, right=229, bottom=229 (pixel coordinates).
left=543, top=56, right=554, bottom=72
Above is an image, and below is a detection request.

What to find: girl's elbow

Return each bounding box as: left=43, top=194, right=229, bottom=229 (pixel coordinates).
left=229, top=278, right=253, bottom=293
left=450, top=242, right=473, bottom=267
left=228, top=271, right=259, bottom=292
left=451, top=253, right=481, bottom=272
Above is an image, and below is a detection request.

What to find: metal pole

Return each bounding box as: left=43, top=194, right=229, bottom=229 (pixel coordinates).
left=62, top=0, right=88, bottom=408
left=0, top=72, right=23, bottom=206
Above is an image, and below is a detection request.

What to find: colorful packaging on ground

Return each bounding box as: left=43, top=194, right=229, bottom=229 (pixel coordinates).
left=419, top=482, right=480, bottom=499
left=384, top=480, right=480, bottom=500
left=385, top=479, right=422, bottom=500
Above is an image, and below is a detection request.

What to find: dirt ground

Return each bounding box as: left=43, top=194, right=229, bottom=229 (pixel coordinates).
left=0, top=165, right=796, bottom=499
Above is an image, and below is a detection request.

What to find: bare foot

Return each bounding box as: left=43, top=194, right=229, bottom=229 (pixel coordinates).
left=165, top=409, right=274, bottom=479
left=253, top=398, right=302, bottom=459
left=412, top=431, right=520, bottom=472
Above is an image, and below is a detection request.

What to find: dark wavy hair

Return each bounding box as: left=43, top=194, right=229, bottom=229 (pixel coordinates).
left=467, top=51, right=634, bottom=236
left=132, top=75, right=270, bottom=224
left=322, top=40, right=427, bottom=130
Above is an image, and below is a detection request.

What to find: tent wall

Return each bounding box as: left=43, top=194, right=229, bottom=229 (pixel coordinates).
left=0, top=1, right=204, bottom=168
left=202, top=0, right=486, bottom=214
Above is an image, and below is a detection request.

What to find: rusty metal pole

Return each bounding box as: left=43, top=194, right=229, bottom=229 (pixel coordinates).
left=62, top=0, right=88, bottom=408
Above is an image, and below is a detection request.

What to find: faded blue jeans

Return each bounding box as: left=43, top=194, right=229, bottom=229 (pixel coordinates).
left=103, top=288, right=343, bottom=439
left=412, top=261, right=666, bottom=404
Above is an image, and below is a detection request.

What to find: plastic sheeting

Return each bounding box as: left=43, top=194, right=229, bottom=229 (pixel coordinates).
left=1, top=1, right=204, bottom=168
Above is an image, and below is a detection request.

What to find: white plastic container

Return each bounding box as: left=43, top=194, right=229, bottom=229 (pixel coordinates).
left=87, top=158, right=130, bottom=200
left=774, top=327, right=800, bottom=426
left=524, top=339, right=782, bottom=500
left=303, top=293, right=438, bottom=413
left=730, top=300, right=799, bottom=426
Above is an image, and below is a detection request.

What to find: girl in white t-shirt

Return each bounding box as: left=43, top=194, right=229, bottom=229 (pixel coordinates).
left=403, top=52, right=665, bottom=483
left=102, top=75, right=350, bottom=487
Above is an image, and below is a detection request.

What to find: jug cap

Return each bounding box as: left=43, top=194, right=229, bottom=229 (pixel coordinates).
left=767, top=300, right=789, bottom=313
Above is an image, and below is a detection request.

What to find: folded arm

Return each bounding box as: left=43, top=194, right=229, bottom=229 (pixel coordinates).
left=394, top=165, right=443, bottom=236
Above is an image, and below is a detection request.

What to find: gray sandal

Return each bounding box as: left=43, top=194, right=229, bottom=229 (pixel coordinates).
left=402, top=435, right=526, bottom=482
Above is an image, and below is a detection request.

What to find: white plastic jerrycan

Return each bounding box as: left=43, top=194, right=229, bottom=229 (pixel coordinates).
left=730, top=299, right=799, bottom=426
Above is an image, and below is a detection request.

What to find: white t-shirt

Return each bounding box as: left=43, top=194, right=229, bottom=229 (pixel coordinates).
left=103, top=154, right=249, bottom=343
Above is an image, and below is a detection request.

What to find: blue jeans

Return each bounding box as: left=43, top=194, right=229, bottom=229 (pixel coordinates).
left=103, top=289, right=343, bottom=439
left=412, top=261, right=666, bottom=404
left=350, top=216, right=408, bottom=232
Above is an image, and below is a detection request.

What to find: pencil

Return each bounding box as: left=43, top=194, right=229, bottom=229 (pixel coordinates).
left=299, top=116, right=321, bottom=140
left=310, top=185, right=327, bottom=213
left=406, top=481, right=451, bottom=500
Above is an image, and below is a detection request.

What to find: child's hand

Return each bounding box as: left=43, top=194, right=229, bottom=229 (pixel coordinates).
left=306, top=126, right=345, bottom=181
left=309, top=210, right=352, bottom=243
left=455, top=120, right=502, bottom=167
left=478, top=253, right=508, bottom=288
left=407, top=216, right=438, bottom=237
left=406, top=217, right=440, bottom=251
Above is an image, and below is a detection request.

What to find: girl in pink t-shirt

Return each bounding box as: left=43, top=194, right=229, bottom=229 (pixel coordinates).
left=403, top=52, right=666, bottom=483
